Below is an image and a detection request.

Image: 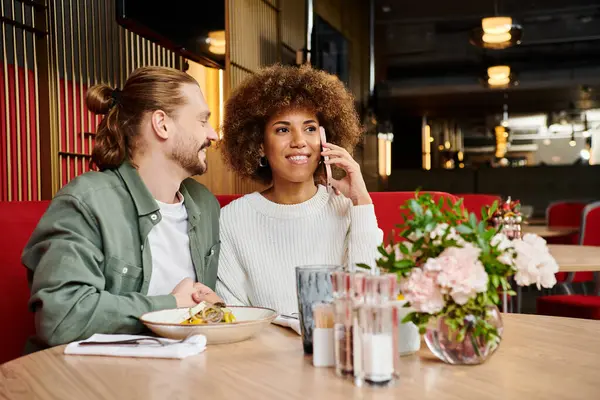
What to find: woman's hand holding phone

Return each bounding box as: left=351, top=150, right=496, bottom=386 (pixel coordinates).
left=319, top=127, right=372, bottom=206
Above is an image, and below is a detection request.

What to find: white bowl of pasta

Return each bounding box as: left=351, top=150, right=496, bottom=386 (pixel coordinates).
left=140, top=303, right=278, bottom=345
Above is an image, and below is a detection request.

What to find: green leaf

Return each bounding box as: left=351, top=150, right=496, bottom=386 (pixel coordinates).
left=424, top=222, right=436, bottom=233
left=356, top=263, right=372, bottom=270
left=377, top=246, right=390, bottom=258
left=491, top=274, right=500, bottom=288
left=456, top=224, right=472, bottom=234
left=393, top=259, right=415, bottom=269
left=469, top=212, right=477, bottom=227
left=408, top=199, right=423, bottom=216
left=399, top=243, right=410, bottom=255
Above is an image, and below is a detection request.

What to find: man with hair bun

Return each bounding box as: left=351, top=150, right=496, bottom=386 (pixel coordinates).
left=22, top=66, right=221, bottom=350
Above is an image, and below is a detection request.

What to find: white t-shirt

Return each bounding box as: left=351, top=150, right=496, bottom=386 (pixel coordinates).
left=146, top=193, right=196, bottom=296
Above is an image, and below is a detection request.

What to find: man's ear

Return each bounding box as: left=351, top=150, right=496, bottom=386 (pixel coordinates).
left=151, top=110, right=169, bottom=140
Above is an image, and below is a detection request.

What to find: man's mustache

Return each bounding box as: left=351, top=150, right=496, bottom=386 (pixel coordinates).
left=201, top=140, right=212, bottom=150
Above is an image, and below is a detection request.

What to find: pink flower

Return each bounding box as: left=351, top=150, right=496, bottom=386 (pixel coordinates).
left=400, top=269, right=445, bottom=314
left=432, top=243, right=489, bottom=305
left=512, top=234, right=558, bottom=289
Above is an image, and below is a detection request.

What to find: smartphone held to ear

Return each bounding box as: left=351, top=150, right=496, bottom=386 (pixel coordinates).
left=319, top=127, right=333, bottom=192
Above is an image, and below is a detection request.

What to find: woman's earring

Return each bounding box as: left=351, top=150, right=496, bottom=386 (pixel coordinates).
left=259, top=156, right=268, bottom=167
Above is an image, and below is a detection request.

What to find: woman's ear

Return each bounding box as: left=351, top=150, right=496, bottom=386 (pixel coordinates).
left=259, top=143, right=265, bottom=158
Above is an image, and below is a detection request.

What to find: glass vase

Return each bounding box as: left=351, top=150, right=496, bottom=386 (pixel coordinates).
left=424, top=306, right=503, bottom=365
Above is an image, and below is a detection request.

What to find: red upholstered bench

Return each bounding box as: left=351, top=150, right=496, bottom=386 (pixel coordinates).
left=215, top=194, right=242, bottom=208
left=370, top=191, right=460, bottom=243
left=537, top=295, right=600, bottom=320
left=0, top=191, right=456, bottom=363
left=455, top=194, right=502, bottom=220
left=0, top=201, right=50, bottom=364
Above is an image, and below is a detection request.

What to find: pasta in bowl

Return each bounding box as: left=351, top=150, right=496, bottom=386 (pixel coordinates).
left=140, top=302, right=277, bottom=344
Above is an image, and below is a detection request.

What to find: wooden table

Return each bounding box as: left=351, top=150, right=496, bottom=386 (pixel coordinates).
left=549, top=244, right=600, bottom=272
left=522, top=225, right=579, bottom=238
left=2, top=314, right=600, bottom=400
left=524, top=217, right=546, bottom=226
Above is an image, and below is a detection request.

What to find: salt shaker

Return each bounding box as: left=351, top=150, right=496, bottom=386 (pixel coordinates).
left=312, top=302, right=335, bottom=367
left=356, top=302, right=395, bottom=386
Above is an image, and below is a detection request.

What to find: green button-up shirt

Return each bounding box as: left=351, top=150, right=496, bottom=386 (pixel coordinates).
left=22, top=162, right=220, bottom=348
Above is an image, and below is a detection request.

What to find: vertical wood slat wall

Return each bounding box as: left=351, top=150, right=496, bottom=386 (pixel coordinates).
left=195, top=0, right=282, bottom=195
left=0, top=0, right=43, bottom=201
left=47, top=0, right=178, bottom=194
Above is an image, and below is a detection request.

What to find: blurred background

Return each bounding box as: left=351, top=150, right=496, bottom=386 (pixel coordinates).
left=1, top=0, right=600, bottom=217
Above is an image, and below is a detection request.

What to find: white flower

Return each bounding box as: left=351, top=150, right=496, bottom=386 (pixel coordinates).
left=429, top=223, right=465, bottom=246
left=382, top=241, right=418, bottom=261
left=430, top=223, right=449, bottom=240
left=498, top=251, right=515, bottom=267
left=512, top=234, right=558, bottom=290
left=491, top=233, right=513, bottom=251
left=407, top=231, right=423, bottom=242
left=423, top=257, right=443, bottom=272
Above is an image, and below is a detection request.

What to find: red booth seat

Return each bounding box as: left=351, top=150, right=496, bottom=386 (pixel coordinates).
left=537, top=295, right=600, bottom=320
left=370, top=191, right=460, bottom=243
left=0, top=201, right=50, bottom=364
left=456, top=194, right=502, bottom=220
left=0, top=191, right=456, bottom=363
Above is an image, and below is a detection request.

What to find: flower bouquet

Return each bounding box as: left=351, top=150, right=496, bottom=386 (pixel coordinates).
left=372, top=193, right=558, bottom=364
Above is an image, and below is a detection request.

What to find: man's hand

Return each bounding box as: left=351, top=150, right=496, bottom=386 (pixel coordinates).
left=171, top=278, right=200, bottom=308
left=171, top=278, right=224, bottom=308
left=192, top=282, right=223, bottom=305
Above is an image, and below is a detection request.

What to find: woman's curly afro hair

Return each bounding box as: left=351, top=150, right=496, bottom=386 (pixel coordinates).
left=220, top=64, right=363, bottom=185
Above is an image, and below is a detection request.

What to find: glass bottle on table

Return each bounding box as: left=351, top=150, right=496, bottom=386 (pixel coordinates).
left=354, top=271, right=398, bottom=386
left=332, top=270, right=353, bottom=376
left=356, top=302, right=395, bottom=386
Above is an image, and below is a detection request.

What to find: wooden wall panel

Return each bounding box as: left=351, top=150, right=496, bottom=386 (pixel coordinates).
left=280, top=0, right=306, bottom=53
left=200, top=0, right=283, bottom=195
left=314, top=0, right=343, bottom=32
left=229, top=0, right=278, bottom=73
left=47, top=0, right=179, bottom=195
left=0, top=0, right=43, bottom=201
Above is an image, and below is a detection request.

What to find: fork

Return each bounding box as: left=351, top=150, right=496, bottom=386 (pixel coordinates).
left=78, top=335, right=201, bottom=347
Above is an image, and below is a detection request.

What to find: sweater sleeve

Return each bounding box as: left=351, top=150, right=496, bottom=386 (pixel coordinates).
left=347, top=204, right=384, bottom=268
left=215, top=212, right=251, bottom=307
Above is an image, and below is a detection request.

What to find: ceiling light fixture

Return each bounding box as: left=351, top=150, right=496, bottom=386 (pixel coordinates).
left=207, top=31, right=226, bottom=55
left=580, top=149, right=591, bottom=160
left=470, top=16, right=522, bottom=49
left=486, top=65, right=513, bottom=88
left=482, top=17, right=512, bottom=35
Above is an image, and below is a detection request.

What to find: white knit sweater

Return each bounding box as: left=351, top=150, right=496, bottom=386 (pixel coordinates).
left=216, top=185, right=383, bottom=315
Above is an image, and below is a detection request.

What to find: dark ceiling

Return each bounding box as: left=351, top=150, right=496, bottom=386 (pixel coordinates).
left=374, top=0, right=600, bottom=118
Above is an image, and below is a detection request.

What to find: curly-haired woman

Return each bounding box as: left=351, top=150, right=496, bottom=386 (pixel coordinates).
left=216, top=65, right=383, bottom=314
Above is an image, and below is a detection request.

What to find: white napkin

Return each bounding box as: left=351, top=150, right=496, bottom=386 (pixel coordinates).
left=272, top=316, right=302, bottom=335
left=64, top=334, right=206, bottom=359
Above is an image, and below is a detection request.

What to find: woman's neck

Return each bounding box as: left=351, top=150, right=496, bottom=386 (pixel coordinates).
left=261, top=179, right=319, bottom=205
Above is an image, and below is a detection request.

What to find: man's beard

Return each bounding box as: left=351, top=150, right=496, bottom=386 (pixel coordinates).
left=172, top=137, right=211, bottom=176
